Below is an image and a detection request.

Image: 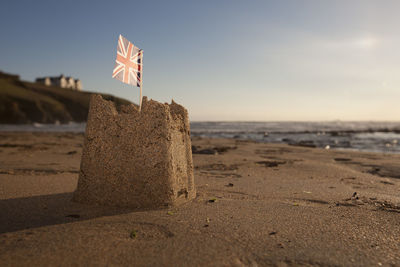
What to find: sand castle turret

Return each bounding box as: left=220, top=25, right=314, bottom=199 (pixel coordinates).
left=73, top=94, right=196, bottom=208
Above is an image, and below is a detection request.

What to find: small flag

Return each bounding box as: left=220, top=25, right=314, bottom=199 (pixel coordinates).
left=112, top=35, right=143, bottom=87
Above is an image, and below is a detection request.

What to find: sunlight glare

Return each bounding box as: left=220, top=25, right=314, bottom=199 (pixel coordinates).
left=355, top=37, right=378, bottom=49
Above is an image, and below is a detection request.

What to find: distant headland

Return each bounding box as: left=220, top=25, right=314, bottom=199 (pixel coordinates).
left=0, top=71, right=131, bottom=124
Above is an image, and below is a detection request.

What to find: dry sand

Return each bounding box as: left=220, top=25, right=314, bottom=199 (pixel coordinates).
left=0, top=132, right=399, bottom=266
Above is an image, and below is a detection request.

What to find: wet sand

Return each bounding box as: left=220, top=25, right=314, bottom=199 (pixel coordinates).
left=0, top=132, right=399, bottom=266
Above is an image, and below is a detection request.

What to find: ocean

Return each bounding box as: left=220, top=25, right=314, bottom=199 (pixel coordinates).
left=1, top=121, right=400, bottom=154
left=191, top=121, right=400, bottom=154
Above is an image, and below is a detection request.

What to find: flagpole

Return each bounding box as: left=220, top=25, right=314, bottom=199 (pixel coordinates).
left=139, top=82, right=143, bottom=112
left=138, top=50, right=143, bottom=112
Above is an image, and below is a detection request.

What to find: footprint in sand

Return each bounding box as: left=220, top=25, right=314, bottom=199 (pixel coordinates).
left=256, top=161, right=286, bottom=168
left=334, top=158, right=352, bottom=162
left=196, top=163, right=239, bottom=171
left=0, top=168, right=79, bottom=175
left=200, top=172, right=242, bottom=179
left=287, top=198, right=330, bottom=207
left=380, top=180, right=395, bottom=185
left=196, top=164, right=242, bottom=179
left=90, top=221, right=174, bottom=240
left=202, top=189, right=261, bottom=201
left=340, top=177, right=378, bottom=190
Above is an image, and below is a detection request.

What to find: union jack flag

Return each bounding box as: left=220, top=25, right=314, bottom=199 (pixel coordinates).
left=112, top=35, right=143, bottom=87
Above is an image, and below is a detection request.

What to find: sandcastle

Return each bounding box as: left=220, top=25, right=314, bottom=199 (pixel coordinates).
left=73, top=94, right=195, bottom=208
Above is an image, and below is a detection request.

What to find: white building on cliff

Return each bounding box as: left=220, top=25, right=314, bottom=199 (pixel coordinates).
left=36, top=75, right=82, bottom=91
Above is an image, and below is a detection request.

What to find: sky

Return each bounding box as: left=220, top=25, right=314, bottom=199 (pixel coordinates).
left=1, top=0, right=399, bottom=121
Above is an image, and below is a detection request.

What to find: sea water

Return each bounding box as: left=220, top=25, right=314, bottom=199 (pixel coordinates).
left=190, top=121, right=400, bottom=154
left=1, top=121, right=400, bottom=154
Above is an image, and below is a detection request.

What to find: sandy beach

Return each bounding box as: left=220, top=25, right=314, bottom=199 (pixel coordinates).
left=0, top=132, right=400, bottom=266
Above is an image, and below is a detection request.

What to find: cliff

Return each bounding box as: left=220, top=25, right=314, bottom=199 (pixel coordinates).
left=0, top=71, right=132, bottom=124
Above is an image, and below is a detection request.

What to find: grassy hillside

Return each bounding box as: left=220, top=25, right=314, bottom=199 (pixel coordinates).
left=0, top=71, right=132, bottom=124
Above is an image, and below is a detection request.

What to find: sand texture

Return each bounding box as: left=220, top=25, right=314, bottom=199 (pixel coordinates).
left=1, top=133, right=400, bottom=266
left=74, top=95, right=195, bottom=208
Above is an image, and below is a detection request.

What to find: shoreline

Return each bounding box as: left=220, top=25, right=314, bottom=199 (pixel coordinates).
left=2, top=120, right=400, bottom=154
left=0, top=132, right=399, bottom=266
left=2, top=130, right=400, bottom=156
